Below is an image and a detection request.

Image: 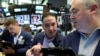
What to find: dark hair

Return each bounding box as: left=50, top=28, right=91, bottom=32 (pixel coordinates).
left=42, top=12, right=57, bottom=23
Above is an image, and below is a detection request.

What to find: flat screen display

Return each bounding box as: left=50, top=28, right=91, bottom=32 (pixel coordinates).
left=3, top=8, right=11, bottom=16
left=57, top=16, right=62, bottom=25
left=14, top=8, right=27, bottom=12
left=14, top=8, right=21, bottom=12
left=50, top=9, right=57, bottom=14
left=31, top=14, right=42, bottom=25
left=35, top=6, right=43, bottom=14
left=15, top=14, right=30, bottom=25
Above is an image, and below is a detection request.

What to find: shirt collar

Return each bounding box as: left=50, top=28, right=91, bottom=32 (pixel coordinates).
left=80, top=27, right=100, bottom=40
left=44, top=33, right=55, bottom=42
left=15, top=28, right=22, bottom=37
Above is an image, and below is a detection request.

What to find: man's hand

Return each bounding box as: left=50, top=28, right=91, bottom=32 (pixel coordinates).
left=2, top=46, right=15, bottom=54
left=26, top=49, right=33, bottom=56
left=26, top=43, right=43, bottom=56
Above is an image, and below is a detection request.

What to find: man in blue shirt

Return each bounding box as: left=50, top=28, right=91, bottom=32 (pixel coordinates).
left=26, top=12, right=64, bottom=56
left=61, top=0, right=100, bottom=56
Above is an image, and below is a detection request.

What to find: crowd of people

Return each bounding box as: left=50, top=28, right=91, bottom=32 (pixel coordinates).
left=0, top=0, right=100, bottom=56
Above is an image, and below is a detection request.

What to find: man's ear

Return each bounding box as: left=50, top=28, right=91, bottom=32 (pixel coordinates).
left=90, top=4, right=98, bottom=14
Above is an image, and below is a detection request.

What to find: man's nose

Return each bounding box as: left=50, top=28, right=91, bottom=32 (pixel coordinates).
left=70, top=14, right=75, bottom=22
left=70, top=14, right=74, bottom=19
left=49, top=26, right=53, bottom=30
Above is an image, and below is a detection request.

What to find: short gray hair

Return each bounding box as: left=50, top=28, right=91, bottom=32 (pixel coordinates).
left=79, top=0, right=100, bottom=13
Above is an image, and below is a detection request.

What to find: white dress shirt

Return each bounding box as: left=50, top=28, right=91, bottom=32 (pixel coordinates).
left=14, top=28, right=21, bottom=45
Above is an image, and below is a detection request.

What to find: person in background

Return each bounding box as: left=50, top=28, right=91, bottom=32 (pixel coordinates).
left=0, top=14, right=6, bottom=56
left=61, top=0, right=100, bottom=56
left=22, top=25, right=32, bottom=33
left=35, top=29, right=42, bottom=35
left=0, top=13, right=5, bottom=36
left=26, top=12, right=64, bottom=56
left=22, top=25, right=34, bottom=40
left=1, top=18, right=33, bottom=56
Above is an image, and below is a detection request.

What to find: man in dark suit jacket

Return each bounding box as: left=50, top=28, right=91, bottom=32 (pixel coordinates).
left=61, top=0, right=100, bottom=56
left=1, top=18, right=33, bottom=56
left=32, top=32, right=63, bottom=48
left=61, top=30, right=100, bottom=56
left=26, top=12, right=64, bottom=56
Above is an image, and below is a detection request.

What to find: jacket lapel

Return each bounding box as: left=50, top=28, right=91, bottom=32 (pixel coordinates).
left=71, top=31, right=80, bottom=54
left=16, top=30, right=23, bottom=45
left=53, top=32, right=63, bottom=47
left=93, top=39, right=100, bottom=56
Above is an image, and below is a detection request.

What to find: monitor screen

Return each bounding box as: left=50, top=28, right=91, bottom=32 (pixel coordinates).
left=14, top=8, right=21, bottom=12
left=5, top=13, right=11, bottom=16
left=4, top=8, right=9, bottom=13
left=50, top=9, right=57, bottom=14
left=14, top=8, right=27, bottom=12
left=31, top=14, right=42, bottom=25
left=57, top=16, right=62, bottom=25
left=35, top=11, right=43, bottom=14
left=3, top=8, right=11, bottom=16
left=21, top=8, right=27, bottom=11
left=35, top=6, right=43, bottom=14
left=36, top=6, right=43, bottom=11
left=15, top=14, right=30, bottom=25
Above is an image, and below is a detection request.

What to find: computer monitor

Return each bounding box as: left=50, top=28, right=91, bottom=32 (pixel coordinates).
left=50, top=9, right=58, bottom=14
left=57, top=16, right=62, bottom=25
left=35, top=5, right=43, bottom=14
left=14, top=8, right=28, bottom=12
left=3, top=8, right=11, bottom=17
left=31, top=14, right=42, bottom=25
left=15, top=14, right=30, bottom=25
left=14, top=8, right=21, bottom=12
left=21, top=8, right=27, bottom=12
